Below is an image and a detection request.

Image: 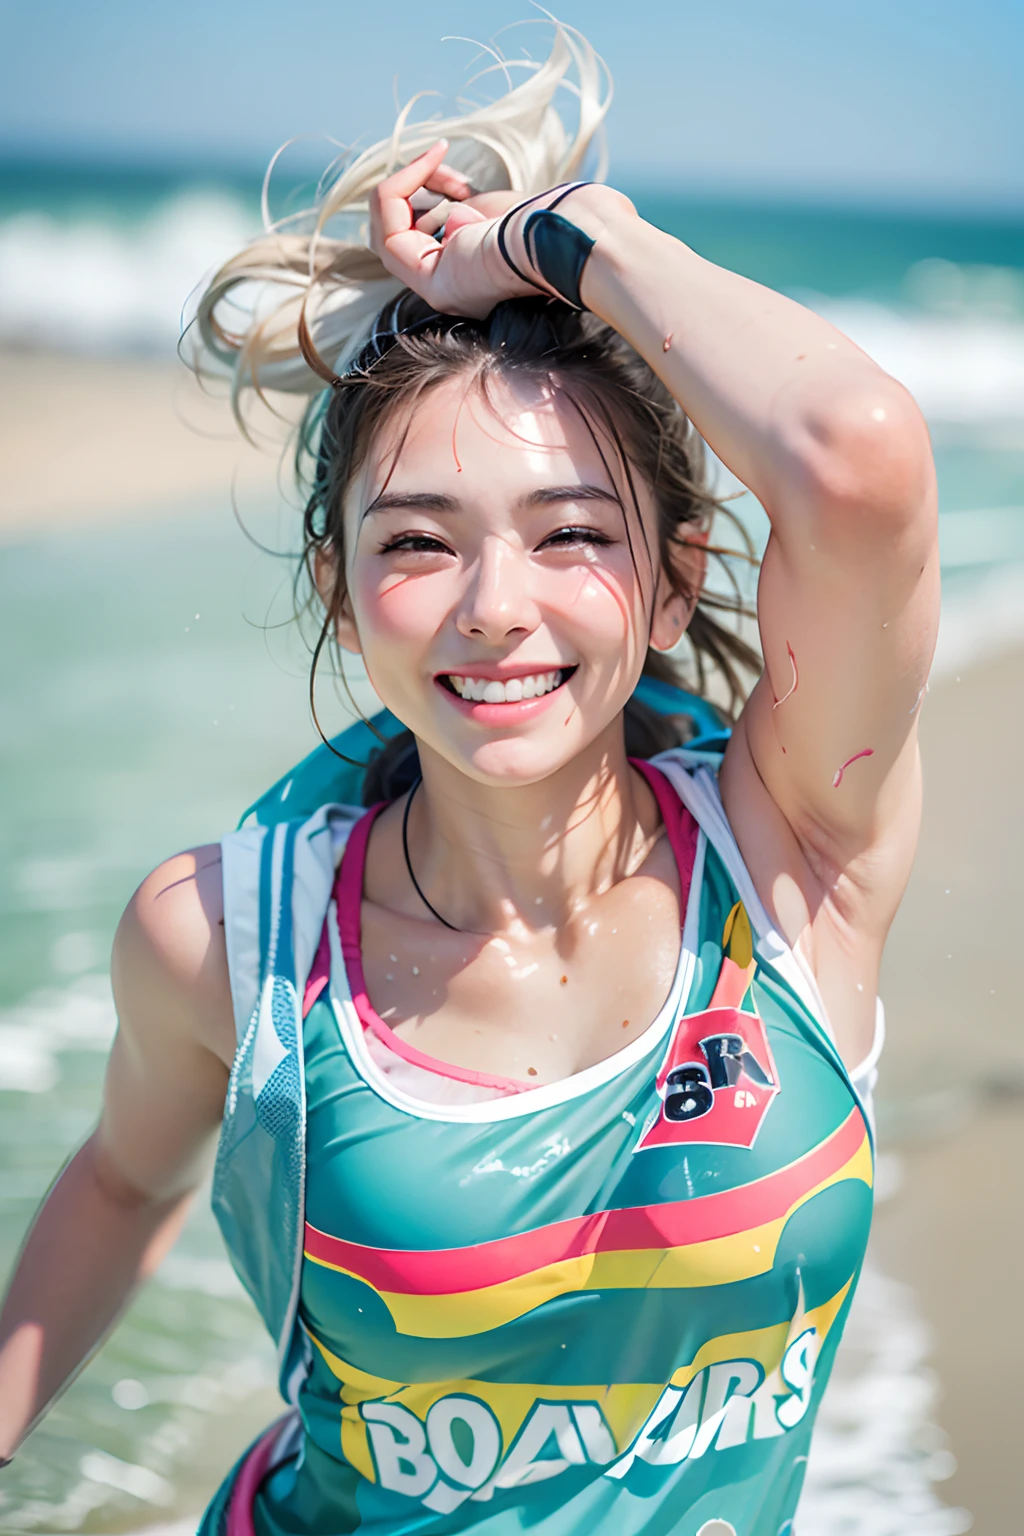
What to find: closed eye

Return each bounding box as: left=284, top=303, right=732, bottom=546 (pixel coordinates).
left=539, top=526, right=614, bottom=549
left=378, top=533, right=453, bottom=554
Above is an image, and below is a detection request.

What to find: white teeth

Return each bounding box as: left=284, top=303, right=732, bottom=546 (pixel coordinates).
left=449, top=668, right=566, bottom=703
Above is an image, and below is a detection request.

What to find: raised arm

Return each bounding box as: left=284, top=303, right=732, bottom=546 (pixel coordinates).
left=0, top=849, right=233, bottom=1462
left=574, top=198, right=938, bottom=858
left=532, top=194, right=937, bottom=1069
left=547, top=194, right=937, bottom=1064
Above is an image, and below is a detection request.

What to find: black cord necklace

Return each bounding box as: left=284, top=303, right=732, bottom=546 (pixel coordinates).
left=402, top=777, right=459, bottom=931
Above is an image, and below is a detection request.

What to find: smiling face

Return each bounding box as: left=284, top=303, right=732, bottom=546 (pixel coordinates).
left=333, top=371, right=692, bottom=788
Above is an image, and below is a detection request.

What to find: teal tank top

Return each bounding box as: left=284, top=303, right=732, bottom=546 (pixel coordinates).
left=200, top=750, right=878, bottom=1536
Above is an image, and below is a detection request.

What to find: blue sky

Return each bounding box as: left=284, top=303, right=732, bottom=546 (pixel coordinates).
left=1, top=0, right=1022, bottom=210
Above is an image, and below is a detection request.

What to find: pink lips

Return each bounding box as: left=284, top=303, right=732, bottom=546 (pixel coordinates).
left=433, top=668, right=572, bottom=725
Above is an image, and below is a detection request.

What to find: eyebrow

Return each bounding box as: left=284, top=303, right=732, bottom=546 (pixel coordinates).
left=362, top=483, right=621, bottom=517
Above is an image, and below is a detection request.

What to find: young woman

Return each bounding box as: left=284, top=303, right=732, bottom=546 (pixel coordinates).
left=0, top=26, right=938, bottom=1536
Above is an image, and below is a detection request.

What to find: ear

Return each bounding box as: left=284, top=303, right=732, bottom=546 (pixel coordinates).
left=313, top=547, right=362, bottom=657
left=648, top=526, right=709, bottom=653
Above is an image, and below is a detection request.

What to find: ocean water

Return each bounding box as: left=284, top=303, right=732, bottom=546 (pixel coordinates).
left=1, top=158, right=1021, bottom=1534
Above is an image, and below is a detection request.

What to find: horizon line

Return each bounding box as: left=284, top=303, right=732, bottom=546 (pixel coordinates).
left=0, top=143, right=1022, bottom=224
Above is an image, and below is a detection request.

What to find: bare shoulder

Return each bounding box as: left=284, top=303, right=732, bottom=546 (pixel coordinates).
left=112, top=845, right=235, bottom=1070
left=94, top=848, right=235, bottom=1202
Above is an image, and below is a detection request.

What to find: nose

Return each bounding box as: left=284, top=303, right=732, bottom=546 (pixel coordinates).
left=455, top=536, right=539, bottom=644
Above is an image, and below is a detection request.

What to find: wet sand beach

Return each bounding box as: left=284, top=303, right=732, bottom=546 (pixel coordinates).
left=872, top=646, right=1024, bottom=1534
left=1, top=347, right=1020, bottom=1533
left=0, top=350, right=278, bottom=537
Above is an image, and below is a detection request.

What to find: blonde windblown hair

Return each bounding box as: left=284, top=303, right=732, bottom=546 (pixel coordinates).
left=185, top=21, right=612, bottom=429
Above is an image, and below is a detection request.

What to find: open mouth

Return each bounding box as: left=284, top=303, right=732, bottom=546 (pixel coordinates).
left=438, top=666, right=577, bottom=704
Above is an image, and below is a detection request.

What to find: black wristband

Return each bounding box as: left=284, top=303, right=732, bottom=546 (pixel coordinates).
left=495, top=183, right=597, bottom=309
left=522, top=209, right=595, bottom=310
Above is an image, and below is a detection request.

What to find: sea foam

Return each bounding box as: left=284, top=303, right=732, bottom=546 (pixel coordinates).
left=1, top=195, right=1022, bottom=433
left=806, top=293, right=1024, bottom=427
left=0, top=973, right=116, bottom=1093
left=0, top=191, right=254, bottom=355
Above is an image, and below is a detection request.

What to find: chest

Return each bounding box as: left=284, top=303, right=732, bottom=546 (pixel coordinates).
left=359, top=857, right=683, bottom=1085
left=299, top=971, right=873, bottom=1393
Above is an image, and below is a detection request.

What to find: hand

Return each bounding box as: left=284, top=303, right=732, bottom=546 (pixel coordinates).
left=368, top=139, right=539, bottom=318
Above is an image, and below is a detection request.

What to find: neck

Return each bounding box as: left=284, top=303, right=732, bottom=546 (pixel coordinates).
left=408, top=723, right=661, bottom=934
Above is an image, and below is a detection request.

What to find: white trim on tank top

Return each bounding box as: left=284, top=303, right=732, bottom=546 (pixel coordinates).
left=325, top=832, right=706, bottom=1126
left=650, top=752, right=884, bottom=1102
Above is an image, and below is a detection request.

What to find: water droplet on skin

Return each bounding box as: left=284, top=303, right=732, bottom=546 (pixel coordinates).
left=386, top=974, right=394, bottom=982
left=856, top=983, right=863, bottom=992
left=112, top=1379, right=149, bottom=1410
left=870, top=407, right=887, bottom=421
left=535, top=896, right=543, bottom=905
left=412, top=965, right=420, bottom=975
left=549, top=1033, right=558, bottom=1041
left=389, top=954, right=397, bottom=962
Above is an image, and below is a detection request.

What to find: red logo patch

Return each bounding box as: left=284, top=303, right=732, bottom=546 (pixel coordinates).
left=635, top=1003, right=780, bottom=1151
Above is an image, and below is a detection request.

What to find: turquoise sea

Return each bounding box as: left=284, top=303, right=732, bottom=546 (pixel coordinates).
left=1, top=158, right=1022, bottom=1534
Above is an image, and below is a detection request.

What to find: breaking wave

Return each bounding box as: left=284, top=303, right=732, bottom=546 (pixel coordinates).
left=806, top=292, right=1024, bottom=427
left=0, top=193, right=1021, bottom=431
left=0, top=190, right=255, bottom=355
